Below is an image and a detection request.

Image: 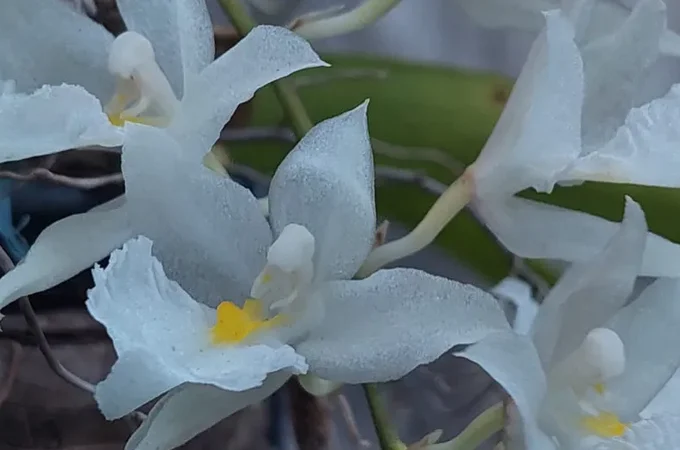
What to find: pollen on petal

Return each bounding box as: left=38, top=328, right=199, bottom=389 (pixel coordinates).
left=593, top=383, right=605, bottom=395
left=210, top=300, right=285, bottom=345
left=581, top=412, right=628, bottom=438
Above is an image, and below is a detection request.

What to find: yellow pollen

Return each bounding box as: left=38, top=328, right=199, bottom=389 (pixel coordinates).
left=107, top=113, right=154, bottom=127
left=210, top=299, right=284, bottom=344
left=593, top=383, right=605, bottom=395
left=580, top=412, right=628, bottom=438
left=261, top=272, right=272, bottom=284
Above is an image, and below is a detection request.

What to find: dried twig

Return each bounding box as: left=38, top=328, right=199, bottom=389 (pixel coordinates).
left=0, top=168, right=123, bottom=189
left=336, top=392, right=372, bottom=448
left=0, top=246, right=96, bottom=393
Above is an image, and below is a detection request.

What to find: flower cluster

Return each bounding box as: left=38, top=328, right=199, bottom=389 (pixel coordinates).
left=1, top=0, right=680, bottom=449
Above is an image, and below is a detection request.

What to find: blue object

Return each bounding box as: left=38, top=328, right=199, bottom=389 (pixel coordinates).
left=0, top=179, right=29, bottom=262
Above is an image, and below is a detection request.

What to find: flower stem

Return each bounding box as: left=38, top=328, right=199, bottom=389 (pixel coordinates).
left=218, top=0, right=314, bottom=138
left=357, top=171, right=474, bottom=277
left=433, top=402, right=504, bottom=450
left=292, top=0, right=402, bottom=40
left=363, top=383, right=406, bottom=450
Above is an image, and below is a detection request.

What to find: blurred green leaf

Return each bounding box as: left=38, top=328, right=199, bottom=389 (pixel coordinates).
left=229, top=54, right=680, bottom=283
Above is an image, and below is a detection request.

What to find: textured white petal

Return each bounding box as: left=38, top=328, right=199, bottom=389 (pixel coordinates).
left=660, top=29, right=680, bottom=58
left=88, top=237, right=306, bottom=419
left=530, top=197, right=645, bottom=369
left=456, top=332, right=556, bottom=450
left=564, top=83, right=680, bottom=188
left=0, top=0, right=114, bottom=100
left=457, top=0, right=553, bottom=31
left=643, top=370, right=680, bottom=418
left=474, top=195, right=680, bottom=278
left=122, top=124, right=272, bottom=306
left=168, top=25, right=328, bottom=157
left=578, top=0, right=664, bottom=150
left=126, top=372, right=290, bottom=450
left=296, top=268, right=510, bottom=383
left=470, top=11, right=583, bottom=197
left=0, top=200, right=131, bottom=310
left=590, top=415, right=680, bottom=450
left=598, top=279, right=680, bottom=420
left=269, top=103, right=375, bottom=282
left=117, top=0, right=214, bottom=97
left=0, top=84, right=123, bottom=162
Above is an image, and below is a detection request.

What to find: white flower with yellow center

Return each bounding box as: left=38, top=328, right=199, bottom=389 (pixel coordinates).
left=0, top=0, right=326, bottom=161
left=77, top=103, right=513, bottom=450
left=456, top=198, right=680, bottom=450
left=464, top=0, right=680, bottom=278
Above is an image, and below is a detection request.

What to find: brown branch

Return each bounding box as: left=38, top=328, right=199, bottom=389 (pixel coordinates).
left=0, top=168, right=123, bottom=189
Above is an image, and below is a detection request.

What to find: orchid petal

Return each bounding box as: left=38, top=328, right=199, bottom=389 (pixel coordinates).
left=578, top=0, right=664, bottom=149
left=590, top=414, right=680, bottom=450
left=0, top=0, right=114, bottom=100
left=168, top=25, right=328, bottom=157
left=530, top=197, right=645, bottom=368
left=269, top=102, right=375, bottom=281
left=598, top=279, right=680, bottom=420
left=88, top=237, right=306, bottom=419
left=0, top=198, right=131, bottom=310
left=0, top=84, right=122, bottom=162
left=564, top=83, right=680, bottom=188
left=296, top=268, right=510, bottom=383
left=470, top=10, right=583, bottom=196
left=117, top=0, right=214, bottom=97
left=125, top=372, right=290, bottom=450
left=122, top=124, right=272, bottom=306
left=456, top=332, right=556, bottom=450
left=474, top=195, right=680, bottom=278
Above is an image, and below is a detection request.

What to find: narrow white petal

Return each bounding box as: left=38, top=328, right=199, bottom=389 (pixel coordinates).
left=530, top=197, right=645, bottom=368
left=471, top=10, right=583, bottom=196
left=296, top=268, right=510, bottom=383
left=117, top=0, right=214, bottom=97
left=88, top=237, right=306, bottom=418
left=269, top=102, right=375, bottom=281
left=598, top=279, right=680, bottom=420
left=457, top=0, right=551, bottom=31
left=0, top=84, right=123, bottom=162
left=126, top=373, right=290, bottom=450
left=122, top=124, right=272, bottom=306
left=566, top=83, right=680, bottom=188
left=0, top=0, right=114, bottom=99
left=456, top=332, right=556, bottom=450
left=642, top=370, right=680, bottom=418
left=474, top=195, right=680, bottom=277
left=578, top=0, right=664, bottom=149
left=168, top=25, right=328, bottom=157
left=0, top=200, right=131, bottom=310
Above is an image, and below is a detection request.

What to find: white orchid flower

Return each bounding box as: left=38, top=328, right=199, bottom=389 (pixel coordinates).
left=0, top=0, right=326, bottom=161
left=456, top=198, right=680, bottom=449
left=360, top=0, right=680, bottom=278
left=458, top=0, right=680, bottom=58
left=82, top=103, right=513, bottom=450
left=466, top=0, right=680, bottom=277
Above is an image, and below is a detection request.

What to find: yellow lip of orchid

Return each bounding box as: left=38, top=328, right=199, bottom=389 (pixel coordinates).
left=210, top=298, right=286, bottom=345
left=580, top=411, right=629, bottom=438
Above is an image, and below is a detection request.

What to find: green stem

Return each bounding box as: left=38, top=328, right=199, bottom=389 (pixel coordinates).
left=435, top=402, right=504, bottom=450
left=218, top=0, right=314, bottom=138
left=293, top=0, right=402, bottom=40
left=363, top=383, right=406, bottom=450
